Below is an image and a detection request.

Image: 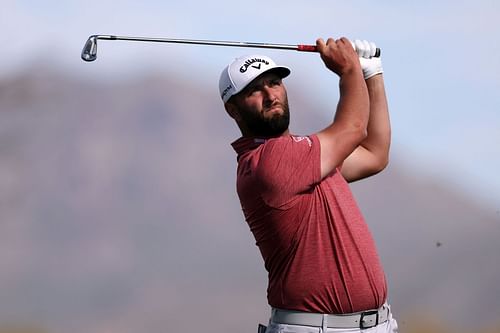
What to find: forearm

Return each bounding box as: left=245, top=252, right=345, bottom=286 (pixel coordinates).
left=334, top=69, right=370, bottom=133
left=317, top=69, right=369, bottom=178
left=360, top=75, right=391, bottom=163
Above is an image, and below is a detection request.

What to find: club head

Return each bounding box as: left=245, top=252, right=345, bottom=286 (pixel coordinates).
left=81, top=36, right=98, bottom=62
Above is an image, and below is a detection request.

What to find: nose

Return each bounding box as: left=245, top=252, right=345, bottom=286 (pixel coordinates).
left=262, top=85, right=277, bottom=104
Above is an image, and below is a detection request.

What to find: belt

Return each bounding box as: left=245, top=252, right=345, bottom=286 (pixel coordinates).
left=271, top=303, right=390, bottom=329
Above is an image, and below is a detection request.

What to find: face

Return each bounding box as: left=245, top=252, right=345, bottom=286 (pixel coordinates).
left=228, top=72, right=290, bottom=137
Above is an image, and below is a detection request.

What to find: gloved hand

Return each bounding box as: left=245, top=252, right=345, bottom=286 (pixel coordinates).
left=353, top=39, right=383, bottom=80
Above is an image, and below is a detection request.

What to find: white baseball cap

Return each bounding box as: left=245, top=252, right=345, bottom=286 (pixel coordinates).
left=219, top=54, right=291, bottom=103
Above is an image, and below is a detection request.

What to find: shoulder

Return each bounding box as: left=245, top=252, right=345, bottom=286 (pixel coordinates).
left=257, top=134, right=320, bottom=178
left=262, top=134, right=317, bottom=151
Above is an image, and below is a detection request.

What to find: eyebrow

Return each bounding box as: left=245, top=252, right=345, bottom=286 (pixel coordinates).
left=246, top=75, right=281, bottom=91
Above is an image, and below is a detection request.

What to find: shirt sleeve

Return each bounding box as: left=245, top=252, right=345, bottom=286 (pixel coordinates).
left=256, top=134, right=321, bottom=209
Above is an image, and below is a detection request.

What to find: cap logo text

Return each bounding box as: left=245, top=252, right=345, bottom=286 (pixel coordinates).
left=239, top=58, right=269, bottom=73
left=221, top=84, right=233, bottom=100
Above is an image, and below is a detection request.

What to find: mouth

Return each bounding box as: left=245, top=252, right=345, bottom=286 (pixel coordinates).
left=264, top=102, right=283, bottom=114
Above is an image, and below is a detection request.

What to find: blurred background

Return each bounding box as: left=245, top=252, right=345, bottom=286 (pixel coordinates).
left=1, top=1, right=499, bottom=332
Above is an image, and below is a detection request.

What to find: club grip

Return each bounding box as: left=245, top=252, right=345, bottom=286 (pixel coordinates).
left=297, top=44, right=317, bottom=52
left=297, top=44, right=381, bottom=57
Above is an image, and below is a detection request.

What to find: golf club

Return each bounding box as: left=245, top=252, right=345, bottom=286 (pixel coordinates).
left=81, top=35, right=381, bottom=62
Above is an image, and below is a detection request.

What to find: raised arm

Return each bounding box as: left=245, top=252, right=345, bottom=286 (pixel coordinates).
left=341, top=43, right=391, bottom=182
left=315, top=37, right=370, bottom=179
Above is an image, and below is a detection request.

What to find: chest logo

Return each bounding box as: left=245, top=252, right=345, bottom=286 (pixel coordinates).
left=292, top=136, right=312, bottom=147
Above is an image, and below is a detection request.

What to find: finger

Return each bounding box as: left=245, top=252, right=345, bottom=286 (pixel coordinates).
left=354, top=40, right=362, bottom=53
left=361, top=40, right=371, bottom=58
left=338, top=37, right=350, bottom=44
left=354, top=40, right=367, bottom=58
left=338, top=37, right=353, bottom=49
left=355, top=39, right=373, bottom=58
left=316, top=38, right=326, bottom=52
left=368, top=41, right=377, bottom=57
left=321, top=37, right=338, bottom=55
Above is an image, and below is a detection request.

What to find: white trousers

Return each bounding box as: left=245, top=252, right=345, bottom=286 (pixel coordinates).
left=264, top=309, right=398, bottom=333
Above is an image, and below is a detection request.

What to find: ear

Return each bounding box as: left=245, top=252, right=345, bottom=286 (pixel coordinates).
left=224, top=102, right=241, bottom=121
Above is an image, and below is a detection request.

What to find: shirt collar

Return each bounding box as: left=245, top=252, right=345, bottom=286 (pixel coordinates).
left=231, top=137, right=267, bottom=155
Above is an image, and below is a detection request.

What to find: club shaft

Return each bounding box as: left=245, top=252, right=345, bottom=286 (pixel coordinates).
left=94, top=35, right=305, bottom=51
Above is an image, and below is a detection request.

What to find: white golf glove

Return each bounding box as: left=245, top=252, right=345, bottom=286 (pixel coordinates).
left=353, top=39, right=383, bottom=80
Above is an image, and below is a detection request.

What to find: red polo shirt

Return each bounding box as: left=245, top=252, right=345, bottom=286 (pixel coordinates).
left=232, top=134, right=387, bottom=314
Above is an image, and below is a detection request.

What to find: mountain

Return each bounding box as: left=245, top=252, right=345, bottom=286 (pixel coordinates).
left=0, top=68, right=498, bottom=333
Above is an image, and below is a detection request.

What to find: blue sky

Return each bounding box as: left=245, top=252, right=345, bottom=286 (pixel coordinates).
left=2, top=0, right=499, bottom=208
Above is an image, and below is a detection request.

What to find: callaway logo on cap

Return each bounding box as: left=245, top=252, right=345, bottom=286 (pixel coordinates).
left=219, top=54, right=291, bottom=103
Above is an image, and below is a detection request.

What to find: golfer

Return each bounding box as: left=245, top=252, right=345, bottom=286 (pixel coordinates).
left=219, top=37, right=397, bottom=333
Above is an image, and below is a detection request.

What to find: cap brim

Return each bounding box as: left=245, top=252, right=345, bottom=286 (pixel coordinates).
left=230, top=66, right=291, bottom=98
left=267, top=66, right=291, bottom=79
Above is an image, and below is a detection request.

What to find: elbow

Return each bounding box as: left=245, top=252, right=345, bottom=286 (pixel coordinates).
left=362, top=157, right=389, bottom=180
left=347, top=117, right=368, bottom=140
left=353, top=124, right=368, bottom=144
left=365, top=148, right=391, bottom=177
left=379, top=155, right=390, bottom=172
left=373, top=153, right=390, bottom=174
left=360, top=128, right=369, bottom=141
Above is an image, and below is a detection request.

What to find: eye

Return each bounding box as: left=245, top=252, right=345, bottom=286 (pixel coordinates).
left=270, top=79, right=282, bottom=87
left=247, top=85, right=262, bottom=96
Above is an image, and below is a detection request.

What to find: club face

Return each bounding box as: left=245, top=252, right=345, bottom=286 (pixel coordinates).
left=81, top=36, right=98, bottom=62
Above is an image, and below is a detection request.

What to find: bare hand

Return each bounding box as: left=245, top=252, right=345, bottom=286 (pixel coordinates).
left=316, top=37, right=361, bottom=77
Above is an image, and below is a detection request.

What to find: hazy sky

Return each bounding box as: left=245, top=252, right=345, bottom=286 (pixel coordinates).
left=2, top=0, right=499, bottom=208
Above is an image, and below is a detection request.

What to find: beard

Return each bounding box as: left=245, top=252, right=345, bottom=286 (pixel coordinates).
left=238, top=98, right=290, bottom=137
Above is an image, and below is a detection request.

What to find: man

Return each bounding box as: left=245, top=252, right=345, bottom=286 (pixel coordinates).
left=219, top=37, right=398, bottom=333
